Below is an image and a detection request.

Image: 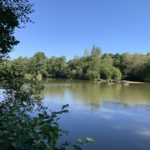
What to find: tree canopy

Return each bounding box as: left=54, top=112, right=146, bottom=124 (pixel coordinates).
left=0, top=0, right=33, bottom=58
left=3, top=48, right=150, bottom=82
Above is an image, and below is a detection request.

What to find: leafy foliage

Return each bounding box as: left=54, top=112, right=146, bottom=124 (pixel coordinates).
left=0, top=0, right=33, bottom=58
left=0, top=1, right=95, bottom=149
left=2, top=49, right=150, bottom=82
left=0, top=63, right=94, bottom=150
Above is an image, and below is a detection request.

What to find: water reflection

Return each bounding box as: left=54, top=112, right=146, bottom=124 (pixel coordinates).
left=43, top=80, right=150, bottom=109
left=42, top=79, right=150, bottom=150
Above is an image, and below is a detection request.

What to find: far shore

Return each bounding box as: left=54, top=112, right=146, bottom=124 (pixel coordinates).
left=47, top=78, right=147, bottom=84
left=121, top=80, right=145, bottom=84
left=98, top=79, right=145, bottom=84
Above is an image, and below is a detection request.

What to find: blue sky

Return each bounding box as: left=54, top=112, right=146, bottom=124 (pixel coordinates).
left=11, top=0, right=150, bottom=60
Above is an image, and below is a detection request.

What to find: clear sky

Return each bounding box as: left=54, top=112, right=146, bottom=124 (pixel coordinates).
left=11, top=0, right=150, bottom=60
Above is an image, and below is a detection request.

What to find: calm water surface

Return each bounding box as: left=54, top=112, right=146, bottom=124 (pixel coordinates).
left=42, top=79, right=150, bottom=150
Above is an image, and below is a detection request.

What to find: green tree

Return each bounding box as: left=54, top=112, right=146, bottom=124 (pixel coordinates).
left=29, top=52, right=48, bottom=79
left=0, top=0, right=33, bottom=58
left=85, top=56, right=100, bottom=80
left=47, top=56, right=68, bottom=78
left=102, top=53, right=114, bottom=65
left=67, top=56, right=83, bottom=79
left=112, top=53, right=122, bottom=68
left=142, top=56, right=150, bottom=81
left=91, top=45, right=101, bottom=57
left=121, top=54, right=146, bottom=81
left=111, top=67, right=122, bottom=80
left=100, top=64, right=113, bottom=80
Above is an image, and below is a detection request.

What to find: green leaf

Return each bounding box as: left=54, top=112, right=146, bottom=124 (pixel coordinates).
left=77, top=138, right=84, bottom=144
left=62, top=104, right=69, bottom=110
left=85, top=137, right=95, bottom=143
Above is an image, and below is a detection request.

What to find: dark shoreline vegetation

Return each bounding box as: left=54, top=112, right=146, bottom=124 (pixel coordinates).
left=3, top=46, right=150, bottom=82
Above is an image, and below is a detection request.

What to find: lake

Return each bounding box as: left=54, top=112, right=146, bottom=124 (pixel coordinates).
left=42, top=79, right=150, bottom=150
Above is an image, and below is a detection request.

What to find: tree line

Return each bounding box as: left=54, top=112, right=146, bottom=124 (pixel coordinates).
left=3, top=46, right=150, bottom=82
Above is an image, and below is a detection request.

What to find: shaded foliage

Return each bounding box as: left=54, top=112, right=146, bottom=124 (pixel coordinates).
left=0, top=60, right=94, bottom=150
left=0, top=1, right=94, bottom=149
left=0, top=0, right=33, bottom=58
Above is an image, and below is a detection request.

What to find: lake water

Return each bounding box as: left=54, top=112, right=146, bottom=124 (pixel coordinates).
left=42, top=79, right=150, bottom=150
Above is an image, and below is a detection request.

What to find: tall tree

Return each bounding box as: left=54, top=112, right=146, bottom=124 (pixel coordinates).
left=91, top=45, right=101, bottom=57
left=29, top=52, right=48, bottom=78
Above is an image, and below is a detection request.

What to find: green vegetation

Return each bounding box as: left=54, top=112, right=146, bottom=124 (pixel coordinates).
left=0, top=0, right=149, bottom=149
left=0, top=58, right=94, bottom=149
left=0, top=0, right=94, bottom=149
left=3, top=48, right=150, bottom=82
left=0, top=0, right=33, bottom=58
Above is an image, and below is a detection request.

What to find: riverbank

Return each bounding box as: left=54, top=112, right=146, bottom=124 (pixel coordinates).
left=121, top=80, right=145, bottom=84
left=46, top=78, right=146, bottom=85
left=98, top=79, right=145, bottom=84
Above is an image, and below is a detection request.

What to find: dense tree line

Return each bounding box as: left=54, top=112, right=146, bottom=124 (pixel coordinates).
left=3, top=46, right=150, bottom=82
